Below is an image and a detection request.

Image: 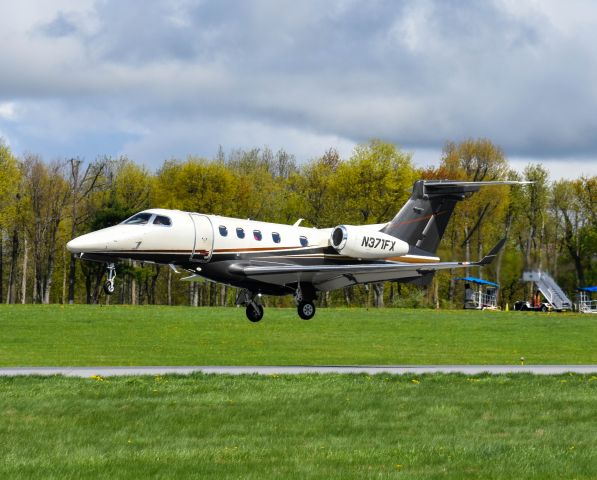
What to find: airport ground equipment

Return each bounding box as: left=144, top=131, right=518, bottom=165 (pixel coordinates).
left=521, top=271, right=572, bottom=311
left=576, top=286, right=597, bottom=313
left=455, top=276, right=499, bottom=310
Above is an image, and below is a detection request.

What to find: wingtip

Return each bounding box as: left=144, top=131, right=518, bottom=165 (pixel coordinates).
left=478, top=238, right=507, bottom=265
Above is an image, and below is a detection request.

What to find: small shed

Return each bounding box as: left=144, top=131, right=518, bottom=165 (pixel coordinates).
left=576, top=286, right=597, bottom=313
left=455, top=276, right=499, bottom=310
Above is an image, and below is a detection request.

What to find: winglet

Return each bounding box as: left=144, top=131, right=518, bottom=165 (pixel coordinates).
left=181, top=274, right=203, bottom=282
left=477, top=238, right=506, bottom=266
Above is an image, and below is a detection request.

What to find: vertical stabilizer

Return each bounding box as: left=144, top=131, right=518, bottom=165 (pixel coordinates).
left=382, top=180, right=527, bottom=254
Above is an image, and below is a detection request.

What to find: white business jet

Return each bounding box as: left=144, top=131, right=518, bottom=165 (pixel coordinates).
left=67, top=180, right=526, bottom=321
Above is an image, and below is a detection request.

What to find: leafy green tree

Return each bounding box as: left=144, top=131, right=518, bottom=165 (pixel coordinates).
left=0, top=141, right=21, bottom=302
left=427, top=139, right=510, bottom=304
left=332, top=140, right=416, bottom=307
left=286, top=148, right=341, bottom=228
left=334, top=140, right=416, bottom=225
left=153, top=157, right=236, bottom=216
left=552, top=176, right=597, bottom=287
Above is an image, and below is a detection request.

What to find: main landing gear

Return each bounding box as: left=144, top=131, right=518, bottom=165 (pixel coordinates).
left=236, top=285, right=318, bottom=322
left=297, top=300, right=316, bottom=320
left=295, top=283, right=316, bottom=320
left=103, top=263, right=116, bottom=295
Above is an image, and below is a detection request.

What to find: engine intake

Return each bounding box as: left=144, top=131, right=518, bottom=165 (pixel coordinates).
left=330, top=225, right=409, bottom=259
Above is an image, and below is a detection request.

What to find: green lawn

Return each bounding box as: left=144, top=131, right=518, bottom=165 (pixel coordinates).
left=0, top=305, right=596, bottom=365
left=1, top=373, right=595, bottom=479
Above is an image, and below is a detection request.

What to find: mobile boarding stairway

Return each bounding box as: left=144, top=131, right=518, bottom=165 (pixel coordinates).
left=522, top=271, right=573, bottom=312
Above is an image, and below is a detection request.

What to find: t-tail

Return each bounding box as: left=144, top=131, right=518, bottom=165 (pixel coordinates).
left=381, top=180, right=529, bottom=255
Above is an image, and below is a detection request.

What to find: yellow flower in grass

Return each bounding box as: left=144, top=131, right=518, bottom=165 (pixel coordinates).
left=91, top=375, right=105, bottom=382
left=411, top=379, right=420, bottom=384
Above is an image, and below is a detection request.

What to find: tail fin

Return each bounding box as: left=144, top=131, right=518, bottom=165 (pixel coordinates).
left=381, top=180, right=528, bottom=254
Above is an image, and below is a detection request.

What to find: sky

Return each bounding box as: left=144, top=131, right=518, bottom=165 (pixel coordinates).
left=0, top=0, right=596, bottom=180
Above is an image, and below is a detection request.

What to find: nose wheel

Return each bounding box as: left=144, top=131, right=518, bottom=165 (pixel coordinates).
left=246, top=304, right=264, bottom=322
left=103, top=263, right=116, bottom=295
left=236, top=289, right=264, bottom=322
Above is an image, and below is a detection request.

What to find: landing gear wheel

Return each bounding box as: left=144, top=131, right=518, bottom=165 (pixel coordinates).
left=246, top=304, right=264, bottom=322
left=297, top=301, right=316, bottom=320
left=103, top=281, right=115, bottom=295
left=104, top=263, right=116, bottom=295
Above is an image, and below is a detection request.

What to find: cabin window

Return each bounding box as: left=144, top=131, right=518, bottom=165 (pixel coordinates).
left=272, top=232, right=281, bottom=243
left=236, top=227, right=245, bottom=239
left=153, top=215, right=171, bottom=226
left=124, top=213, right=152, bottom=225
left=253, top=230, right=262, bottom=241
left=219, top=225, right=228, bottom=237
left=299, top=236, right=308, bottom=247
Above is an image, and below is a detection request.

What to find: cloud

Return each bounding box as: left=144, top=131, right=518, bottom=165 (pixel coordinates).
left=0, top=0, right=595, bottom=178
left=40, top=11, right=78, bottom=38
left=0, top=102, right=18, bottom=120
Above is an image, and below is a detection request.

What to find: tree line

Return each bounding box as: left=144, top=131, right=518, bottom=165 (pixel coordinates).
left=0, top=138, right=595, bottom=308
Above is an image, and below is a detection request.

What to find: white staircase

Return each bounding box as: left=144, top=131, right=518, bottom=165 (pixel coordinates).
left=522, top=271, right=573, bottom=311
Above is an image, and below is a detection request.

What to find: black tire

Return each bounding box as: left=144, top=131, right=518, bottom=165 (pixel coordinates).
left=540, top=304, right=548, bottom=312
left=297, top=301, right=316, bottom=320
left=246, top=304, right=264, bottom=322
left=103, top=281, right=115, bottom=295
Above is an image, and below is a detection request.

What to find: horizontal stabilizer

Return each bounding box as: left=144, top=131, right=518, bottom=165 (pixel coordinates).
left=424, top=180, right=532, bottom=188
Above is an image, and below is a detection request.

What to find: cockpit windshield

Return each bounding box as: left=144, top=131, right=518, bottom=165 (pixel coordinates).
left=123, top=213, right=152, bottom=225
left=153, top=215, right=171, bottom=226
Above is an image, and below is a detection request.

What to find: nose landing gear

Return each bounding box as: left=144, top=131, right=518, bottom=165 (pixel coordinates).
left=236, top=289, right=264, bottom=322
left=246, top=303, right=264, bottom=322
left=103, top=263, right=116, bottom=295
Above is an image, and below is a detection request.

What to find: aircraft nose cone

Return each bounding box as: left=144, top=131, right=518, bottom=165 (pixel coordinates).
left=67, top=231, right=114, bottom=253
left=66, top=238, right=77, bottom=252
left=66, top=235, right=92, bottom=253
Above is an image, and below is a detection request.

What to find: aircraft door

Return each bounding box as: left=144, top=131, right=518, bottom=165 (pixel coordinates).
left=190, top=214, right=214, bottom=262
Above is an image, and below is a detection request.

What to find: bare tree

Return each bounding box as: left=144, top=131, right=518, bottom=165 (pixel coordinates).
left=24, top=156, right=70, bottom=303
left=67, top=157, right=108, bottom=304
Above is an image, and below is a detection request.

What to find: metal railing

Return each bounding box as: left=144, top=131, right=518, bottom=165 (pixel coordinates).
left=465, top=291, right=498, bottom=310
left=576, top=292, right=597, bottom=313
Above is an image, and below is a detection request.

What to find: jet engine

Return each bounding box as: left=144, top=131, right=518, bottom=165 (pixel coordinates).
left=330, top=225, right=409, bottom=259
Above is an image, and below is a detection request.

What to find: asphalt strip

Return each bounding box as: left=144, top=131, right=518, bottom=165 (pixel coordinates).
left=1, top=365, right=597, bottom=377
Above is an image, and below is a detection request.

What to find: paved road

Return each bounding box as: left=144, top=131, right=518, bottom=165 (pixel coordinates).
left=1, top=365, right=596, bottom=377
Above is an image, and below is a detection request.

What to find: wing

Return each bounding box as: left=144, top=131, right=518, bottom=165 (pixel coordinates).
left=229, top=239, right=506, bottom=291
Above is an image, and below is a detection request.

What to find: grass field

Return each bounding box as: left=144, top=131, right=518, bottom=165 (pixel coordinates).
left=1, top=373, right=596, bottom=479
left=1, top=305, right=596, bottom=365
left=1, top=306, right=596, bottom=479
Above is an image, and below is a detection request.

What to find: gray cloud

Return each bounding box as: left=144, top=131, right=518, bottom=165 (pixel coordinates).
left=0, top=0, right=596, bottom=176
left=40, top=11, right=78, bottom=38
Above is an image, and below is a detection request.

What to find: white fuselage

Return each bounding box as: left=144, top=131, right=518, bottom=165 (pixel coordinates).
left=67, top=208, right=337, bottom=260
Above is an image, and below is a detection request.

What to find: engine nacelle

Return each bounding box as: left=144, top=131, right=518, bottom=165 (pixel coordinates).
left=330, top=225, right=409, bottom=259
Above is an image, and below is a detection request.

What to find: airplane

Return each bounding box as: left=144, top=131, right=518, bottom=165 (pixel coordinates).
left=67, top=179, right=528, bottom=321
